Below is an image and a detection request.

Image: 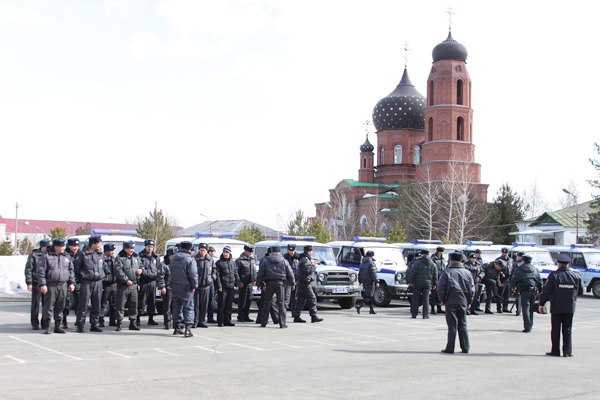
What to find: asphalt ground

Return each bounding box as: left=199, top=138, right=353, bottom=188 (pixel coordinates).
left=0, top=295, right=599, bottom=400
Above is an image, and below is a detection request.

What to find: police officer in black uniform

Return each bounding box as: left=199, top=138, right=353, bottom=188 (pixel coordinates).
left=495, top=247, right=513, bottom=312
left=257, top=246, right=295, bottom=328
left=481, top=260, right=505, bottom=313
left=137, top=239, right=160, bottom=326
left=193, top=243, right=216, bottom=328
left=255, top=247, right=280, bottom=326
left=430, top=246, right=446, bottom=314
left=292, top=245, right=323, bottom=323
left=63, top=237, right=81, bottom=329
left=539, top=254, right=583, bottom=357
left=215, top=246, right=239, bottom=327
left=169, top=241, right=198, bottom=337
left=284, top=244, right=300, bottom=311
left=25, top=238, right=50, bottom=330
left=74, top=234, right=105, bottom=333
left=510, top=254, right=542, bottom=333
left=99, top=242, right=118, bottom=327
left=158, top=248, right=174, bottom=330
left=236, top=244, right=256, bottom=322
left=463, top=254, right=481, bottom=315
left=356, top=250, right=379, bottom=315
left=114, top=241, right=143, bottom=331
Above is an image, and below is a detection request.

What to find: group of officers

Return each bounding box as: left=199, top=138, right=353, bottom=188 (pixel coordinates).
left=26, top=236, right=583, bottom=355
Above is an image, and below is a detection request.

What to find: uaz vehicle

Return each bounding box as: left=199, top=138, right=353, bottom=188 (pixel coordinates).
left=543, top=244, right=600, bottom=298
left=394, top=239, right=461, bottom=264
left=254, top=236, right=360, bottom=309
left=328, top=237, right=407, bottom=307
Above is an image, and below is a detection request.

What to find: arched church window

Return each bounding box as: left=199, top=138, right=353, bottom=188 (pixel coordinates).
left=414, top=145, right=420, bottom=164
left=428, top=80, right=434, bottom=106
left=428, top=118, right=433, bottom=142
left=457, top=117, right=464, bottom=141
left=360, top=215, right=367, bottom=230
left=394, top=145, right=402, bottom=164
left=457, top=80, right=463, bottom=105
left=380, top=223, right=388, bottom=236
left=380, top=146, right=384, bottom=165
left=363, top=159, right=366, bottom=168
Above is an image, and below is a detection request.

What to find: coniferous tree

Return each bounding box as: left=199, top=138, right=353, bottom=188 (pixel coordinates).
left=489, top=183, right=525, bottom=245
left=235, top=225, right=266, bottom=245
left=136, top=207, right=174, bottom=255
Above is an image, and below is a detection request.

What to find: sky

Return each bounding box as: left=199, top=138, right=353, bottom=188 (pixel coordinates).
left=1, top=0, right=599, bottom=233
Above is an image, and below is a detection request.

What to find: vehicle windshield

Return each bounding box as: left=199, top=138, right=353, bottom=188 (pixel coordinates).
left=303, top=246, right=337, bottom=266
left=477, top=250, right=499, bottom=264
left=583, top=252, right=600, bottom=266
left=363, top=246, right=406, bottom=267
left=526, top=251, right=554, bottom=265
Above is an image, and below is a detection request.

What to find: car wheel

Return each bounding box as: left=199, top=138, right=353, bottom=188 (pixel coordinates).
left=592, top=280, right=600, bottom=299
left=338, top=297, right=356, bottom=309
left=373, top=282, right=391, bottom=307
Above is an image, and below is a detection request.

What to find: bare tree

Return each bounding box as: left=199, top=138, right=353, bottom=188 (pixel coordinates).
left=522, top=177, right=550, bottom=219
left=328, top=186, right=356, bottom=241
left=439, top=159, right=460, bottom=239
left=452, top=164, right=487, bottom=244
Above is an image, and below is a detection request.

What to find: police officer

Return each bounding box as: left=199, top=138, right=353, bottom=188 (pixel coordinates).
left=99, top=242, right=118, bottom=327
left=284, top=243, right=300, bottom=311
left=511, top=251, right=525, bottom=316
left=25, top=238, right=50, bottom=330
left=472, top=249, right=484, bottom=312
left=169, top=241, right=198, bottom=337
left=255, top=247, right=280, bottom=326
left=430, top=246, right=446, bottom=314
left=194, top=243, right=215, bottom=328
left=137, top=239, right=160, bottom=326
left=206, top=246, right=218, bottom=323
left=437, top=252, right=474, bottom=354
left=114, top=241, right=143, bottom=331
left=463, top=254, right=481, bottom=315
left=495, top=247, right=513, bottom=313
left=63, top=237, right=81, bottom=329
left=215, top=246, right=240, bottom=327
left=405, top=252, right=422, bottom=305
left=408, top=249, right=438, bottom=319
left=293, top=245, right=323, bottom=323
left=157, top=248, right=174, bottom=330
left=257, top=246, right=295, bottom=328
left=356, top=250, right=379, bottom=315
left=37, top=238, right=75, bottom=334
left=74, top=234, right=105, bottom=333
left=510, top=255, right=542, bottom=333
left=236, top=244, right=256, bottom=323
left=539, top=254, right=583, bottom=357
left=481, top=260, right=505, bottom=313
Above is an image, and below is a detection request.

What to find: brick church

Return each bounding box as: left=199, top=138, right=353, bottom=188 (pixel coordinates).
left=316, top=30, right=488, bottom=239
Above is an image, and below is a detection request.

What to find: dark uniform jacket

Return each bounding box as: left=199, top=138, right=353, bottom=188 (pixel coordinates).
left=236, top=253, right=257, bottom=285
left=283, top=252, right=300, bottom=275
left=169, top=251, right=199, bottom=293
left=74, top=244, right=105, bottom=282
left=539, top=266, right=583, bottom=314
left=295, top=253, right=315, bottom=284
left=437, top=261, right=475, bottom=306
left=215, top=255, right=239, bottom=290
left=37, top=249, right=75, bottom=286
left=495, top=256, right=512, bottom=285
left=25, top=248, right=45, bottom=285
left=195, top=253, right=216, bottom=289
left=463, top=260, right=481, bottom=282
left=432, top=254, right=446, bottom=280
left=157, top=260, right=171, bottom=291
left=139, top=249, right=159, bottom=283
left=65, top=248, right=82, bottom=282
left=257, top=253, right=295, bottom=286
left=483, top=263, right=503, bottom=282
left=358, top=256, right=378, bottom=297
left=510, top=263, right=542, bottom=292
left=114, top=250, right=143, bottom=285
left=102, top=254, right=117, bottom=285
left=408, top=255, right=438, bottom=287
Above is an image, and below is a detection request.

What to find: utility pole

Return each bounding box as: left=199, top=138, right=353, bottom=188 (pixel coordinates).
left=15, top=202, right=21, bottom=252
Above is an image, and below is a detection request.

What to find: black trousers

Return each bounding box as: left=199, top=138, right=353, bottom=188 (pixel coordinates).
left=551, top=313, right=574, bottom=356
left=162, top=289, right=172, bottom=326
left=499, top=282, right=511, bottom=311
left=411, top=285, right=431, bottom=318
left=172, top=290, right=194, bottom=324
left=256, top=288, right=279, bottom=325
left=30, top=284, right=45, bottom=328
left=520, top=290, right=536, bottom=332
left=42, top=284, right=68, bottom=324
left=194, top=286, right=210, bottom=324
left=116, top=284, right=138, bottom=322
left=430, top=287, right=441, bottom=307
left=444, top=303, right=469, bottom=353
left=100, top=283, right=117, bottom=324
left=293, top=282, right=317, bottom=317
left=238, top=284, right=253, bottom=320
left=138, top=280, right=157, bottom=316
left=482, top=277, right=501, bottom=311
left=285, top=282, right=297, bottom=310
left=260, top=281, right=286, bottom=327
left=207, top=283, right=215, bottom=321
left=76, top=279, right=103, bottom=327
left=217, top=287, right=234, bottom=324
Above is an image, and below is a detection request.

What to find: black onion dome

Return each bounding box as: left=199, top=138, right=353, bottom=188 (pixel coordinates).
left=432, top=31, right=468, bottom=62
left=360, top=135, right=374, bottom=152
left=372, top=68, right=425, bottom=131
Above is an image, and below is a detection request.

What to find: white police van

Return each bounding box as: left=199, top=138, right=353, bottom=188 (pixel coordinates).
left=328, top=237, right=407, bottom=307
left=70, top=229, right=146, bottom=254
left=542, top=244, right=600, bottom=298
left=394, top=239, right=461, bottom=264
left=254, top=236, right=360, bottom=309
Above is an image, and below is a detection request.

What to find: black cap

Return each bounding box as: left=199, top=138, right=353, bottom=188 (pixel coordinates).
left=555, top=254, right=570, bottom=264
left=304, top=245, right=313, bottom=252
left=365, top=250, right=375, bottom=257
left=180, top=241, right=193, bottom=251
left=521, top=255, right=533, bottom=263
left=287, top=243, right=296, bottom=250
left=436, top=246, right=445, bottom=252
left=244, top=244, right=254, bottom=252
left=271, top=246, right=281, bottom=253
left=123, top=241, right=135, bottom=249
left=67, top=238, right=80, bottom=246
left=198, top=243, right=209, bottom=250
left=53, top=237, right=66, bottom=247
left=88, top=235, right=102, bottom=244
left=449, top=252, right=462, bottom=261
left=39, top=239, right=51, bottom=247
left=144, top=239, right=156, bottom=246
left=420, top=249, right=429, bottom=255
left=104, top=243, right=116, bottom=251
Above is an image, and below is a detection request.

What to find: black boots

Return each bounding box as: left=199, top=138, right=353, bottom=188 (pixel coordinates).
left=431, top=306, right=437, bottom=315
left=54, top=323, right=66, bottom=334
left=437, top=305, right=443, bottom=314
left=311, top=315, right=323, bottom=323
left=369, top=308, right=376, bottom=315
left=173, top=323, right=184, bottom=335
left=62, top=317, right=68, bottom=329
left=148, top=316, right=159, bottom=325
left=184, top=324, right=193, bottom=338
left=116, top=322, right=122, bottom=331
left=90, top=325, right=103, bottom=332
left=136, top=316, right=141, bottom=326
left=356, top=303, right=362, bottom=314
left=293, top=316, right=306, bottom=323
left=129, top=320, right=140, bottom=331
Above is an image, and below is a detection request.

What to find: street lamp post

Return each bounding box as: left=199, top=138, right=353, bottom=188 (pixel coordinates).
left=562, top=188, right=579, bottom=244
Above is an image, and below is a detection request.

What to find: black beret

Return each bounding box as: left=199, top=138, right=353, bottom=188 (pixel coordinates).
left=198, top=243, right=209, bottom=250
left=40, top=239, right=51, bottom=247
left=67, top=238, right=80, bottom=246
left=420, top=249, right=429, bottom=255
left=244, top=244, right=254, bottom=252
left=304, top=245, right=313, bottom=252
left=123, top=241, right=135, bottom=249
left=104, top=242, right=116, bottom=251
left=144, top=239, right=156, bottom=246
left=555, top=254, right=570, bottom=264
left=53, top=237, right=66, bottom=247
left=521, top=255, right=533, bottom=263
left=180, top=241, right=193, bottom=250
left=449, top=252, right=463, bottom=261
left=88, top=235, right=102, bottom=244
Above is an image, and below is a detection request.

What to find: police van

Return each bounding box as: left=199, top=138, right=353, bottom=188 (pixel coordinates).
left=393, top=239, right=461, bottom=264
left=254, top=236, right=360, bottom=309
left=328, top=237, right=407, bottom=307
left=542, top=244, right=600, bottom=298
left=70, top=229, right=146, bottom=254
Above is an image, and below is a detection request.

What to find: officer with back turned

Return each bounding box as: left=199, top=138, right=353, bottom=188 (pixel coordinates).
left=257, top=246, right=295, bottom=328
left=510, top=255, right=542, bottom=333
left=292, top=245, right=323, bottom=323
left=356, top=250, right=379, bottom=315
left=539, top=254, right=583, bottom=357
left=169, top=241, right=198, bottom=337
left=408, top=249, right=438, bottom=319
left=430, top=246, right=446, bottom=314
left=25, top=238, right=51, bottom=330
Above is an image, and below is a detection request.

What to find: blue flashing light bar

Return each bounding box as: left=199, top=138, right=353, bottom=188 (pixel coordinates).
left=570, top=244, right=594, bottom=248
left=466, top=241, right=493, bottom=246
left=91, top=229, right=138, bottom=236
left=194, top=232, right=235, bottom=238
left=512, top=242, right=536, bottom=247
left=354, top=236, right=386, bottom=242
left=412, top=239, right=442, bottom=244
left=279, top=235, right=316, bottom=241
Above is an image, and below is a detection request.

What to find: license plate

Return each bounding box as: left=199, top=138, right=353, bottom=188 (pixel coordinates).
left=252, top=287, right=262, bottom=294
left=332, top=287, right=348, bottom=294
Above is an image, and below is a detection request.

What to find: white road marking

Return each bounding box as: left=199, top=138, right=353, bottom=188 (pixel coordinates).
left=8, top=336, right=82, bottom=360
left=339, top=338, right=371, bottom=344
left=106, top=351, right=131, bottom=359
left=153, top=348, right=177, bottom=356
left=226, top=343, right=263, bottom=351
left=273, top=342, right=301, bottom=349
left=5, top=355, right=27, bottom=364
left=305, top=340, right=335, bottom=346
left=194, top=345, right=221, bottom=354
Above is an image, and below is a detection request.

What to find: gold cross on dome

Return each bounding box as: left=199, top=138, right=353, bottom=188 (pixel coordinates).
left=401, top=42, right=411, bottom=68
left=446, top=6, right=454, bottom=31
left=363, top=120, right=372, bottom=135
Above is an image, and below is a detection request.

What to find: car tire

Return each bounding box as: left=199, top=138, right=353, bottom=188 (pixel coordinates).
left=592, top=280, right=600, bottom=299
left=373, top=282, right=392, bottom=307
left=338, top=297, right=356, bottom=309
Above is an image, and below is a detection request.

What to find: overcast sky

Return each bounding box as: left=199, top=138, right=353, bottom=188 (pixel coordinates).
left=1, top=0, right=598, bottom=233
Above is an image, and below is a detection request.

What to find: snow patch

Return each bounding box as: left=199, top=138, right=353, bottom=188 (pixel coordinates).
left=0, top=255, right=29, bottom=294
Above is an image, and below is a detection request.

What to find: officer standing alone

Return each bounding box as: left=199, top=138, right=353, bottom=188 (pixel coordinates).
left=539, top=254, right=583, bottom=357
left=356, top=250, right=379, bottom=315
left=24, top=238, right=50, bottom=330
left=510, top=255, right=542, bottom=333
left=437, top=252, right=474, bottom=354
